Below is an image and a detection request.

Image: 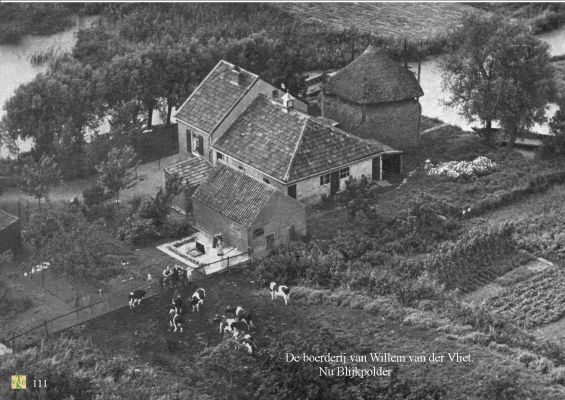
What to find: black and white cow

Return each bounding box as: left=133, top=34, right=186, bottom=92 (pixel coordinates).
left=169, top=309, right=185, bottom=333
left=128, top=290, right=147, bottom=309
left=239, top=333, right=257, bottom=354
left=269, top=282, right=290, bottom=305
left=172, top=291, right=183, bottom=314
left=215, top=314, right=248, bottom=337
left=175, top=265, right=190, bottom=287
left=225, top=305, right=254, bottom=329
left=189, top=288, right=206, bottom=312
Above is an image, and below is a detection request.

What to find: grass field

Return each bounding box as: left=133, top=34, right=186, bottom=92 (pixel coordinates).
left=274, top=3, right=478, bottom=41
left=76, top=267, right=563, bottom=399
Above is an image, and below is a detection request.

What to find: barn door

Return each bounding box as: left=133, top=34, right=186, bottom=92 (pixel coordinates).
left=330, top=171, right=340, bottom=194
left=372, top=157, right=381, bottom=181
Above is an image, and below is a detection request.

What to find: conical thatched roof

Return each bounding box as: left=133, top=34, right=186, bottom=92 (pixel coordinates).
left=323, top=45, right=423, bottom=104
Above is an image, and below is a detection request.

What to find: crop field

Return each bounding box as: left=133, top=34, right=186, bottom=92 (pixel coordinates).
left=78, top=267, right=561, bottom=399
left=274, top=3, right=479, bottom=41
left=488, top=268, right=565, bottom=329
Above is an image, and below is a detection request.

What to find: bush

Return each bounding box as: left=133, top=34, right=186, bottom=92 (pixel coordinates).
left=550, top=366, right=565, bottom=384
left=82, top=184, right=106, bottom=208
left=475, top=367, right=530, bottom=400
left=117, top=212, right=160, bottom=245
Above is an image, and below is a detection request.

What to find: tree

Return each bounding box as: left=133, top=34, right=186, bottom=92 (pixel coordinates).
left=2, top=58, right=102, bottom=157
left=441, top=14, right=555, bottom=144
left=19, top=155, right=62, bottom=211
left=95, top=145, right=139, bottom=207
left=549, top=99, right=565, bottom=153
left=139, top=173, right=183, bottom=222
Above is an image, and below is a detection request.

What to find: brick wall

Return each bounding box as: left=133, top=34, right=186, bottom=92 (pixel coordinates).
left=249, top=192, right=306, bottom=258
left=294, top=157, right=374, bottom=204
left=322, top=94, right=420, bottom=148
left=192, top=202, right=248, bottom=252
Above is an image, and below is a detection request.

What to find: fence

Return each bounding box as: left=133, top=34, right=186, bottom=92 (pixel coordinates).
left=4, top=254, right=254, bottom=352
left=5, top=277, right=162, bottom=351
left=190, top=251, right=252, bottom=276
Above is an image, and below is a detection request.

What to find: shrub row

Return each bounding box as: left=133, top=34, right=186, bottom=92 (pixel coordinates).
left=465, top=169, right=565, bottom=217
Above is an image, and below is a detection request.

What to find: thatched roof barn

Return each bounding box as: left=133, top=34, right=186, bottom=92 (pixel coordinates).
left=321, top=45, right=424, bottom=149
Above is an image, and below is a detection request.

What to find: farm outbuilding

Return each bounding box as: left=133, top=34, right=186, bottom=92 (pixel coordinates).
left=0, top=209, right=21, bottom=253
left=191, top=164, right=306, bottom=259
left=321, top=45, right=424, bottom=149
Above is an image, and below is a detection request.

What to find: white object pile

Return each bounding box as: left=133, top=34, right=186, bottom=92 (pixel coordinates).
left=23, top=261, right=50, bottom=277
left=424, top=156, right=497, bottom=179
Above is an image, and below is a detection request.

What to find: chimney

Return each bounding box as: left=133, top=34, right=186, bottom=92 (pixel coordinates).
left=228, top=65, right=243, bottom=86
left=281, top=92, right=294, bottom=113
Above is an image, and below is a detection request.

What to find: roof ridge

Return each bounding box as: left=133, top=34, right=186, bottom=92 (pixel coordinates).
left=310, top=116, right=385, bottom=150
left=174, top=59, right=225, bottom=123
left=284, top=118, right=309, bottom=181
left=220, top=59, right=260, bottom=79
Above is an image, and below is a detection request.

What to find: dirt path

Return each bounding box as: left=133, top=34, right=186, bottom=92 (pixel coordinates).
left=0, top=153, right=188, bottom=214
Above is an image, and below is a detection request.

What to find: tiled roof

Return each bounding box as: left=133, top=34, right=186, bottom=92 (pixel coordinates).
left=165, top=157, right=212, bottom=188
left=214, top=95, right=391, bottom=182
left=192, top=164, right=275, bottom=227
left=288, top=119, right=386, bottom=181
left=0, top=209, right=18, bottom=231
left=213, top=95, right=306, bottom=181
left=323, top=45, right=423, bottom=104
left=175, top=60, right=258, bottom=133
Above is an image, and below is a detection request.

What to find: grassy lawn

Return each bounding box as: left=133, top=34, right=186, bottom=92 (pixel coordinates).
left=77, top=267, right=563, bottom=399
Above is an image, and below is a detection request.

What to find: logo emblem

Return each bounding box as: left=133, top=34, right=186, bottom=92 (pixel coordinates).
left=11, top=375, right=26, bottom=390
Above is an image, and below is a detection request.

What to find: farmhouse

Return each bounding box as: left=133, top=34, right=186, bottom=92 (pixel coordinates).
left=0, top=209, right=20, bottom=253
left=321, top=45, right=424, bottom=149
left=192, top=164, right=306, bottom=259
left=171, top=60, right=402, bottom=206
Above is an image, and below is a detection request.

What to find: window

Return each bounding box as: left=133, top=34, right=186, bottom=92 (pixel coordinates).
left=252, top=227, right=264, bottom=238
left=320, top=174, right=331, bottom=186
left=339, top=167, right=350, bottom=179
left=217, top=151, right=223, bottom=160
left=263, top=178, right=271, bottom=185
left=287, top=184, right=297, bottom=199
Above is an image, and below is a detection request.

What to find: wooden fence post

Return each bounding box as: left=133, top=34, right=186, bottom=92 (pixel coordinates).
left=227, top=256, right=230, bottom=269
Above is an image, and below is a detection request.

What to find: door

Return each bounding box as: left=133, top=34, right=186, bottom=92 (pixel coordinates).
left=330, top=171, right=340, bottom=195
left=266, top=233, right=275, bottom=250
left=280, top=226, right=290, bottom=244
left=372, top=157, right=381, bottom=181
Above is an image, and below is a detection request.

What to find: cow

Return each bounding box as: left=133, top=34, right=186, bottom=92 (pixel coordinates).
left=189, top=288, right=206, bottom=312
left=214, top=314, right=248, bottom=338
left=172, top=290, right=183, bottom=314
left=168, top=309, right=184, bottom=333
left=225, top=305, right=254, bottom=329
left=239, top=333, right=257, bottom=354
left=128, top=290, right=147, bottom=309
left=174, top=265, right=190, bottom=287
left=269, top=282, right=290, bottom=305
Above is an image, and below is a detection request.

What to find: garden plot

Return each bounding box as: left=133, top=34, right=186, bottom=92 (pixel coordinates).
left=486, top=265, right=565, bottom=330
left=275, top=3, right=477, bottom=40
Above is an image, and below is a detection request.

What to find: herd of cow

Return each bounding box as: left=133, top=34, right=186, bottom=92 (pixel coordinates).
left=127, top=267, right=291, bottom=355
